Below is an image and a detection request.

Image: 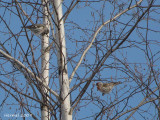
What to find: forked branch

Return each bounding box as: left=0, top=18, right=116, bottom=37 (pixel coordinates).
left=69, top=0, right=144, bottom=83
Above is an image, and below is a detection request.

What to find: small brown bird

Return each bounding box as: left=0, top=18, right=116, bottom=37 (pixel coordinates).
left=23, top=24, right=49, bottom=36
left=96, top=81, right=122, bottom=96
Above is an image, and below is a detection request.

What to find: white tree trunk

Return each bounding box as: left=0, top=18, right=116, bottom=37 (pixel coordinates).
left=53, top=0, right=72, bottom=119
left=41, top=0, right=50, bottom=120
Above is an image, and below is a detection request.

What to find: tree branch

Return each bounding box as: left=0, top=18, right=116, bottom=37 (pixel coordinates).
left=70, top=0, right=147, bottom=113
left=69, top=0, right=144, bottom=83
left=0, top=49, right=59, bottom=99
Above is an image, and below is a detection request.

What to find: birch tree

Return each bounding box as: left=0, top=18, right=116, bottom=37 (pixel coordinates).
left=0, top=0, right=160, bottom=120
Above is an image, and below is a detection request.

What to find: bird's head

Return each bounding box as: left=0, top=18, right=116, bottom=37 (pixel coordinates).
left=96, top=82, right=103, bottom=90
left=96, top=82, right=103, bottom=86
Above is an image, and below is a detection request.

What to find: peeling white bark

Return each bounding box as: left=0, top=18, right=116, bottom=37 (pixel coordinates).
left=41, top=0, right=50, bottom=120
left=53, top=0, right=72, bottom=119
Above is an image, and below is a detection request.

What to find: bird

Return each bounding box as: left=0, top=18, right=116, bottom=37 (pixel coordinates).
left=23, top=24, right=49, bottom=36
left=96, top=81, right=122, bottom=96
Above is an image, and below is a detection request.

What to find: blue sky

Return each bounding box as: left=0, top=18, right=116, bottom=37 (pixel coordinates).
left=0, top=0, right=160, bottom=120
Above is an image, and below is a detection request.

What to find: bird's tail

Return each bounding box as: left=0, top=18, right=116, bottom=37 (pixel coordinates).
left=115, top=81, right=122, bottom=85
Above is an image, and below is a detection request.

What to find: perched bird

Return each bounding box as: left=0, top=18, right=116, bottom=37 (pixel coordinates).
left=24, top=24, right=49, bottom=36
left=96, top=81, right=122, bottom=96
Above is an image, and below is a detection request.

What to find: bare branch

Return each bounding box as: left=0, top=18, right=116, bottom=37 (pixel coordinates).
left=0, top=49, right=59, bottom=99
left=69, top=0, right=144, bottom=83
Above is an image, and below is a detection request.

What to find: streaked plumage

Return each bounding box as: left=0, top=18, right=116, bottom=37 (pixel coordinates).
left=96, top=81, right=122, bottom=96
left=24, top=24, right=49, bottom=36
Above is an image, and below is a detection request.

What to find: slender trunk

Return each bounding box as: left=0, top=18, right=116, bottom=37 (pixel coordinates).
left=53, top=0, right=72, bottom=119
left=41, top=0, right=50, bottom=120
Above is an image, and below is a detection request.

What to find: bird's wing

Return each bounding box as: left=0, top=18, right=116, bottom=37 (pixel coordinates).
left=103, top=83, right=111, bottom=87
left=114, top=81, right=122, bottom=85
